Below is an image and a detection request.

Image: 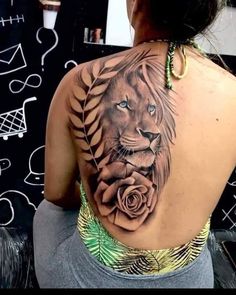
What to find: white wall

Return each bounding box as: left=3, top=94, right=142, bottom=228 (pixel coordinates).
left=197, top=6, right=236, bottom=56
left=106, top=1, right=236, bottom=56
left=105, top=0, right=134, bottom=47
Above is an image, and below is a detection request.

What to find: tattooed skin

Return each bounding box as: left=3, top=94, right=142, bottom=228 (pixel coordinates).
left=68, top=50, right=176, bottom=231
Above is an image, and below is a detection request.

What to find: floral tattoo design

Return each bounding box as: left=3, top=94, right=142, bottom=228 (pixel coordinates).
left=68, top=50, right=176, bottom=231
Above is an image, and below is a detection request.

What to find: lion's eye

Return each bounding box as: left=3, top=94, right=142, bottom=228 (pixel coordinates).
left=148, top=104, right=156, bottom=114
left=118, top=101, right=128, bottom=108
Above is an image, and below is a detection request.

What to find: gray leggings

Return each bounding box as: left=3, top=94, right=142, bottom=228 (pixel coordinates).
left=33, top=200, right=214, bottom=288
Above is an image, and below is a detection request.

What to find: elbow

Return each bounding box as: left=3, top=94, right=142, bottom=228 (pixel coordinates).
left=43, top=185, right=81, bottom=209
left=43, top=186, right=63, bottom=203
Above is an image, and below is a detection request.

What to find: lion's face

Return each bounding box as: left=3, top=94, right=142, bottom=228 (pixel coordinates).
left=101, top=75, right=163, bottom=169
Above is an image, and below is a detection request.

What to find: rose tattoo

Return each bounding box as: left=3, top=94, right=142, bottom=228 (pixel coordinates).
left=94, top=162, right=157, bottom=231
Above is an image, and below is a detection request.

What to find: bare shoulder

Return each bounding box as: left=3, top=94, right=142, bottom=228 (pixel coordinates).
left=56, top=48, right=132, bottom=100
left=207, top=58, right=236, bottom=122
left=211, top=60, right=236, bottom=108
left=200, top=54, right=236, bottom=90
left=191, top=51, right=236, bottom=104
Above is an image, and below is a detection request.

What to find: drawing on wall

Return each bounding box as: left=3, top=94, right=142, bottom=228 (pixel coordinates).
left=0, top=158, right=11, bottom=175
left=9, top=74, right=42, bottom=94
left=0, top=44, right=27, bottom=76
left=64, top=60, right=78, bottom=69
left=24, top=145, right=45, bottom=186
left=0, top=97, right=37, bottom=141
left=0, top=15, right=25, bottom=27
left=0, top=190, right=37, bottom=226
left=222, top=194, right=236, bottom=230
left=0, top=198, right=14, bottom=226
left=36, top=27, right=59, bottom=71
left=228, top=169, right=236, bottom=187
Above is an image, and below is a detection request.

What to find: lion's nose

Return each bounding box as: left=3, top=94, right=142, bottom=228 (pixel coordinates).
left=139, top=129, right=160, bottom=142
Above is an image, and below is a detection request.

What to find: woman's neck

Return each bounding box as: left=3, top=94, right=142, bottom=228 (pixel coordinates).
left=132, top=19, right=171, bottom=46
left=133, top=33, right=170, bottom=47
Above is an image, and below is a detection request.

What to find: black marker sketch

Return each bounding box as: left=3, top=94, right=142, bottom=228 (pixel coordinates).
left=64, top=60, right=78, bottom=69
left=0, top=190, right=37, bottom=226
left=222, top=195, right=236, bottom=230
left=0, top=15, right=24, bottom=27
left=24, top=145, right=45, bottom=186
left=0, top=158, right=11, bottom=175
left=36, top=27, right=59, bottom=72
left=0, top=97, right=37, bottom=141
left=0, top=198, right=14, bottom=226
left=9, top=74, right=42, bottom=94
left=0, top=44, right=27, bottom=76
left=228, top=169, right=236, bottom=187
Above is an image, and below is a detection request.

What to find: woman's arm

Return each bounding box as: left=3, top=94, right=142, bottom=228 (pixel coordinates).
left=44, top=68, right=81, bottom=209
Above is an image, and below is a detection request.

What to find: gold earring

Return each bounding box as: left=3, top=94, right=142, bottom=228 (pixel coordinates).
left=171, top=46, right=188, bottom=80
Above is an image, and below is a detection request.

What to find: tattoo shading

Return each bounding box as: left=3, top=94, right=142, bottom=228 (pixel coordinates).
left=68, top=50, right=176, bottom=231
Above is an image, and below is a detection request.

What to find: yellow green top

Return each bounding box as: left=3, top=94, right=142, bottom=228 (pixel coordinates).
left=77, top=184, right=210, bottom=275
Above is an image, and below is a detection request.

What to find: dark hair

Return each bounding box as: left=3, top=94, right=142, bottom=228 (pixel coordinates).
left=149, top=0, right=226, bottom=40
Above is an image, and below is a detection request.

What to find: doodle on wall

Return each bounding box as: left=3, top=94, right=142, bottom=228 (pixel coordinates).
left=36, top=27, right=59, bottom=72
left=64, top=60, right=78, bottom=69
left=0, top=198, right=14, bottom=226
left=9, top=74, right=42, bottom=94
left=0, top=97, right=37, bottom=141
left=24, top=145, right=45, bottom=186
left=0, top=158, right=11, bottom=175
left=0, top=44, right=27, bottom=76
left=0, top=14, right=25, bottom=27
left=0, top=15, right=25, bottom=27
left=222, top=170, right=236, bottom=229
left=228, top=169, right=236, bottom=187
left=222, top=194, right=236, bottom=230
left=0, top=190, right=37, bottom=227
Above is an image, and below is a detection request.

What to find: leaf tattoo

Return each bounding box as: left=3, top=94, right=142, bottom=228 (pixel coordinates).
left=69, top=56, right=125, bottom=170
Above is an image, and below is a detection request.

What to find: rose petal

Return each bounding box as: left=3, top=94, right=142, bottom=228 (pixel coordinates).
left=107, top=211, right=116, bottom=223
left=118, top=191, right=142, bottom=213
left=98, top=162, right=127, bottom=182
left=150, top=196, right=158, bottom=213
left=122, top=185, right=138, bottom=198
left=123, top=185, right=147, bottom=197
left=131, top=171, right=153, bottom=187
left=94, top=181, right=109, bottom=204
left=102, top=177, right=135, bottom=203
left=146, top=186, right=155, bottom=208
left=137, top=186, right=148, bottom=194
left=125, top=192, right=142, bottom=209
left=125, top=194, right=140, bottom=211
left=94, top=181, right=116, bottom=217
left=99, top=203, right=117, bottom=217
left=126, top=204, right=147, bottom=218
left=117, top=187, right=124, bottom=209
left=142, top=195, right=147, bottom=203
left=114, top=209, right=150, bottom=231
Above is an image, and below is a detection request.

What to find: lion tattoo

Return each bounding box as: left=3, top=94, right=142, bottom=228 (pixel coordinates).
left=69, top=51, right=176, bottom=231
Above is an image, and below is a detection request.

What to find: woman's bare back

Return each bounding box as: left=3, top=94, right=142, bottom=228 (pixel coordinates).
left=45, top=43, right=236, bottom=250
